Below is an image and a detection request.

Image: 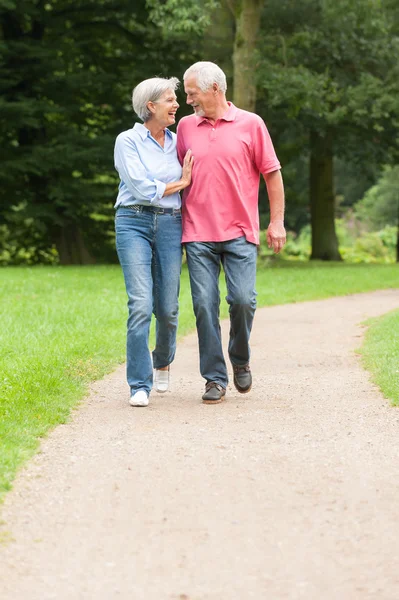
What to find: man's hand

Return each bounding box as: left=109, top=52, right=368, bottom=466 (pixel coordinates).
left=266, top=220, right=286, bottom=253
left=263, top=170, right=285, bottom=253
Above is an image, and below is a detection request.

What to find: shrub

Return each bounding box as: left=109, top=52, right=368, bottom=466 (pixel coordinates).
left=0, top=224, right=58, bottom=266
left=258, top=222, right=396, bottom=264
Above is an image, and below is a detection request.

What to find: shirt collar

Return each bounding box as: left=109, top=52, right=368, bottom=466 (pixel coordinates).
left=195, top=101, right=238, bottom=126
left=133, top=122, right=173, bottom=141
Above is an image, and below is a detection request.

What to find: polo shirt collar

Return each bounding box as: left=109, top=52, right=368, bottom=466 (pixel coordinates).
left=195, top=101, right=238, bottom=126
left=133, top=122, right=173, bottom=141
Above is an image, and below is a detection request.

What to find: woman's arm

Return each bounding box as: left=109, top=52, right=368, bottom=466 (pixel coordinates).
left=115, top=134, right=166, bottom=202
left=163, top=150, right=193, bottom=196
left=115, top=134, right=193, bottom=201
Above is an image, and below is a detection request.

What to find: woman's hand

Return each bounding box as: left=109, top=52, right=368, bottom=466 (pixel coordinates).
left=162, top=150, right=194, bottom=197
left=180, top=149, right=194, bottom=189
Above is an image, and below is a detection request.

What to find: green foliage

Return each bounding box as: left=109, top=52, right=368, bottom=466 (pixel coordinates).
left=260, top=0, right=399, bottom=117
left=1, top=0, right=132, bottom=262
left=0, top=224, right=58, bottom=266
left=354, top=165, right=399, bottom=230
left=0, top=0, right=202, bottom=264
left=0, top=202, right=58, bottom=265
left=146, top=0, right=220, bottom=35
left=339, top=226, right=396, bottom=263
left=255, top=0, right=399, bottom=260
left=1, top=0, right=398, bottom=264
left=257, top=0, right=399, bottom=156
left=258, top=220, right=396, bottom=264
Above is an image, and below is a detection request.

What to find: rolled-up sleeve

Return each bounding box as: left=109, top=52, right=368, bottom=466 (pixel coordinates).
left=114, top=133, right=166, bottom=203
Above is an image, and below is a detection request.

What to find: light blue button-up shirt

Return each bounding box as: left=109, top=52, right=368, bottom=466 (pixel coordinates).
left=114, top=123, right=182, bottom=209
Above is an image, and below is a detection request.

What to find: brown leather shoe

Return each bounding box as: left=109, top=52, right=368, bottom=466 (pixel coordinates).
left=233, top=364, right=252, bottom=393
left=202, top=382, right=226, bottom=404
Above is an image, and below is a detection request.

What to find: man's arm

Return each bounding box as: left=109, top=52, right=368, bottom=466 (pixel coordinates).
left=263, top=169, right=286, bottom=254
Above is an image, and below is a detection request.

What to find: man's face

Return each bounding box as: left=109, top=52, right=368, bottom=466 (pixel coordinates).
left=184, top=76, right=217, bottom=118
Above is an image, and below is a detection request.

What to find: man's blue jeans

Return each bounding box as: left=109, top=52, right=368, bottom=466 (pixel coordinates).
left=115, top=207, right=182, bottom=395
left=185, top=236, right=257, bottom=389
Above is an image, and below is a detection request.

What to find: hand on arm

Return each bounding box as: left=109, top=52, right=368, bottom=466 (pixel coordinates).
left=163, top=149, right=194, bottom=197
left=115, top=134, right=194, bottom=201
left=263, top=169, right=286, bottom=254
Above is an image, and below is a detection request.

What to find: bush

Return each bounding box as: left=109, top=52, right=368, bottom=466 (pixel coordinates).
left=0, top=224, right=58, bottom=266
left=258, top=221, right=396, bottom=264
left=340, top=226, right=396, bottom=263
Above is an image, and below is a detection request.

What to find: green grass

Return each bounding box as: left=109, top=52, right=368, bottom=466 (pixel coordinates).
left=1, top=261, right=398, bottom=500
left=359, top=309, right=399, bottom=406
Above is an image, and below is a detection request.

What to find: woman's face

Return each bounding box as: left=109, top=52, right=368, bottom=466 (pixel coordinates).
left=148, top=89, right=179, bottom=127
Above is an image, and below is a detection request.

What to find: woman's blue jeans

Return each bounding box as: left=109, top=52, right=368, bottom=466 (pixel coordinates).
left=115, top=207, right=182, bottom=395
left=185, top=236, right=257, bottom=389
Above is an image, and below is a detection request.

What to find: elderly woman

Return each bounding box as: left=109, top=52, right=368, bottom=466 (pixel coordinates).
left=114, top=77, right=193, bottom=407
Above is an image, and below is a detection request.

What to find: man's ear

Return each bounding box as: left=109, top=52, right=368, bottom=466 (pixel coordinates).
left=212, top=83, right=219, bottom=94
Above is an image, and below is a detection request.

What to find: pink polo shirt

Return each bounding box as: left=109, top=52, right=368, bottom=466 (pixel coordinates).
left=176, top=102, right=281, bottom=245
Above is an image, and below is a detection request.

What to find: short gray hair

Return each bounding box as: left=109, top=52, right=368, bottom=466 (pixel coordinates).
left=183, top=61, right=227, bottom=94
left=132, top=77, right=179, bottom=122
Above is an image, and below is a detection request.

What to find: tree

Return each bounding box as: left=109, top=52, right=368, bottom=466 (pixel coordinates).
left=0, top=0, right=200, bottom=264
left=147, top=0, right=264, bottom=113
left=225, top=0, right=263, bottom=112
left=256, top=0, right=399, bottom=260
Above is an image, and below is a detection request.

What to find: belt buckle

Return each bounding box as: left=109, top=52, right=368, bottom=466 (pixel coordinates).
left=157, top=207, right=165, bottom=214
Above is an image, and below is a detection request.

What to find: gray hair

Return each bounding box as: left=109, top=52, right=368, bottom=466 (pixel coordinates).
left=183, top=61, right=227, bottom=93
left=132, top=77, right=179, bottom=122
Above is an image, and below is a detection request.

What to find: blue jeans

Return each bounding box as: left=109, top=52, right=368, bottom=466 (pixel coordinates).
left=185, top=236, right=257, bottom=388
left=115, top=207, right=182, bottom=395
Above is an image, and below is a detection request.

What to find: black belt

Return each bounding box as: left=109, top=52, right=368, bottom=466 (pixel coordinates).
left=124, top=204, right=181, bottom=215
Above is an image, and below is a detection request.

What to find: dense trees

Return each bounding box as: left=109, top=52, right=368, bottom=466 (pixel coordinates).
left=255, top=0, right=399, bottom=259
left=1, top=0, right=398, bottom=264
left=0, top=0, right=199, bottom=263
left=1, top=0, right=130, bottom=263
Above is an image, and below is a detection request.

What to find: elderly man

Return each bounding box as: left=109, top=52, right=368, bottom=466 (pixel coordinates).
left=177, top=61, right=286, bottom=404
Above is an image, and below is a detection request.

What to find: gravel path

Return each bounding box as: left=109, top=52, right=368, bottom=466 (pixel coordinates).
left=1, top=290, right=399, bottom=600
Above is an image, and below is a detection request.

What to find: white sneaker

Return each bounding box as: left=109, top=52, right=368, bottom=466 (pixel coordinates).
left=154, top=367, right=170, bottom=393
left=129, top=390, right=149, bottom=407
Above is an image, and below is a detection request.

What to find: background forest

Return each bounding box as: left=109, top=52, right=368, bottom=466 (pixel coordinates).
left=1, top=0, right=398, bottom=265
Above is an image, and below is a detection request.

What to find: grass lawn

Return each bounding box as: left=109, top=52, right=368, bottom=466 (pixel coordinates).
left=1, top=261, right=398, bottom=501
left=359, top=309, right=399, bottom=407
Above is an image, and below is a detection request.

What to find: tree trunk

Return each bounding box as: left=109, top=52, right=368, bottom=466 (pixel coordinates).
left=310, top=130, right=342, bottom=261
left=55, top=223, right=96, bottom=265
left=230, top=0, right=263, bottom=112
left=203, top=2, right=234, bottom=86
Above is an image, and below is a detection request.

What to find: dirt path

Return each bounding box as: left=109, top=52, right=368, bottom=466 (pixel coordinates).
left=1, top=290, right=399, bottom=600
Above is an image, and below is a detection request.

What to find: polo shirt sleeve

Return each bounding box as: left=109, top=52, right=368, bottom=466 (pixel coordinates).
left=114, top=133, right=166, bottom=203
left=252, top=117, right=281, bottom=175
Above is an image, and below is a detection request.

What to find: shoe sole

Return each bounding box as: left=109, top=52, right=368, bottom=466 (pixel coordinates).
left=202, top=396, right=226, bottom=404
left=235, top=384, right=252, bottom=394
